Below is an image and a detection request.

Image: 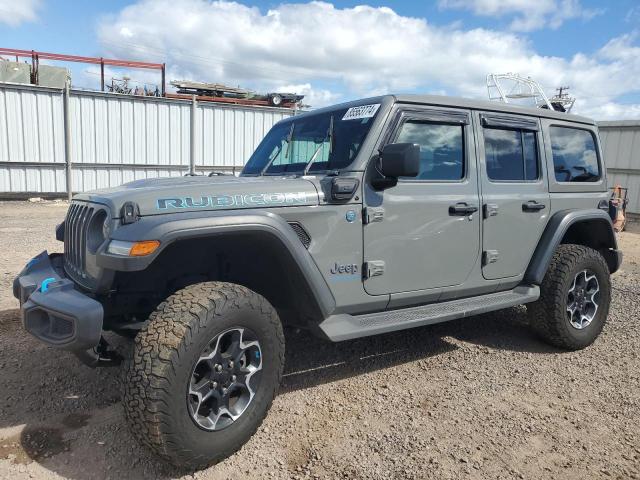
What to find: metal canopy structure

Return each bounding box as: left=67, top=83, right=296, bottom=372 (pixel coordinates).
left=0, top=47, right=166, bottom=96
left=487, top=73, right=575, bottom=113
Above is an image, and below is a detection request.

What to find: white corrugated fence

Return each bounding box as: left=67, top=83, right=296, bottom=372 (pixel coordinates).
left=599, top=121, right=640, bottom=215
left=0, top=82, right=293, bottom=195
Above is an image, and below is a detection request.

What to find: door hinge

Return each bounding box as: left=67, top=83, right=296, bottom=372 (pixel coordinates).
left=483, top=203, right=499, bottom=219
left=483, top=250, right=499, bottom=265
left=365, top=260, right=385, bottom=278
left=363, top=207, right=385, bottom=224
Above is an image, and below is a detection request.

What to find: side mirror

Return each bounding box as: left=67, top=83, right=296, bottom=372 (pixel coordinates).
left=372, top=143, right=420, bottom=190
left=379, top=143, right=420, bottom=178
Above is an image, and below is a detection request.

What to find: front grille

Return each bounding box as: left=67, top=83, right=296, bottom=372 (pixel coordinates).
left=64, top=202, right=95, bottom=277
left=288, top=222, right=311, bottom=249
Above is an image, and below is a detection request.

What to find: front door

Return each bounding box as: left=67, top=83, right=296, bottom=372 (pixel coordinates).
left=475, top=112, right=550, bottom=280
left=363, top=106, right=481, bottom=296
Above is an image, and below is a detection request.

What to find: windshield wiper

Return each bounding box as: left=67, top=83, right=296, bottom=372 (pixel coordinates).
left=284, top=121, right=295, bottom=160
left=303, top=115, right=334, bottom=175
left=261, top=122, right=295, bottom=175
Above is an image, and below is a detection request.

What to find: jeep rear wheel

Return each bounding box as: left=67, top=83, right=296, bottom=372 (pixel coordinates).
left=528, top=244, right=611, bottom=350
left=122, top=282, right=284, bottom=469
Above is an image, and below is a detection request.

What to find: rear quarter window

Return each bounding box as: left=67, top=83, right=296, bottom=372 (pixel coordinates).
left=550, top=126, right=600, bottom=182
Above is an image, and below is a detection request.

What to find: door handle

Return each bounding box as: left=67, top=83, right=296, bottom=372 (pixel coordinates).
left=522, top=201, right=546, bottom=212
left=449, top=203, right=479, bottom=216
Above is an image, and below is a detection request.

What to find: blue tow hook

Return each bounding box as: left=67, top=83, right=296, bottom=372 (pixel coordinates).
left=40, top=277, right=57, bottom=293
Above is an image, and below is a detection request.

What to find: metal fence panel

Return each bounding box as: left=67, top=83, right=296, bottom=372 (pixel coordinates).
left=599, top=121, right=640, bottom=214
left=195, top=103, right=288, bottom=169
left=0, top=165, right=67, bottom=193
left=0, top=83, right=293, bottom=194
left=69, top=91, right=193, bottom=167
left=0, top=85, right=65, bottom=165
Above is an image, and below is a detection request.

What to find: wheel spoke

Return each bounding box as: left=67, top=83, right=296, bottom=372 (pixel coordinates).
left=197, top=334, right=223, bottom=363
left=581, top=313, right=590, bottom=328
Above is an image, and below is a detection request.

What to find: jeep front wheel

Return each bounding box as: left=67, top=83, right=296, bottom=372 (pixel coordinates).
left=528, top=244, right=611, bottom=350
left=122, top=282, right=284, bottom=469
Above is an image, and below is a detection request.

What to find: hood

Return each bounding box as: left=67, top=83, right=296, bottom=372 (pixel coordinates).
left=75, top=175, right=319, bottom=217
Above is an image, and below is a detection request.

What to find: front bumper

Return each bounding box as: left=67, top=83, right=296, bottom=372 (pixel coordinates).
left=13, top=251, right=104, bottom=351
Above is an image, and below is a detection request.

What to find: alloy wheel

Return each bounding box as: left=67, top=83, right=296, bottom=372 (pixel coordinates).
left=187, top=327, right=263, bottom=431
left=566, top=270, right=600, bottom=330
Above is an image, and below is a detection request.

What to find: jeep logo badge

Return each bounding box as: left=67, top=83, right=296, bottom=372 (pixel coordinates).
left=330, top=262, right=359, bottom=275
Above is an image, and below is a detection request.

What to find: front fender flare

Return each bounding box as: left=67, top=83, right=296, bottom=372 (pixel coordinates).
left=524, top=209, right=620, bottom=285
left=96, top=210, right=336, bottom=317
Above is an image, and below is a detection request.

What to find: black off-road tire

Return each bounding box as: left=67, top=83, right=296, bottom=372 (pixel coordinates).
left=122, top=282, right=284, bottom=469
left=527, top=244, right=611, bottom=350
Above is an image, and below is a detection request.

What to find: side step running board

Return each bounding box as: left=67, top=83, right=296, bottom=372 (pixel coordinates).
left=319, top=285, right=539, bottom=342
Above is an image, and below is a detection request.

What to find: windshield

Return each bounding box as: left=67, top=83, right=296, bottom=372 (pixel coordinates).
left=242, top=104, right=380, bottom=175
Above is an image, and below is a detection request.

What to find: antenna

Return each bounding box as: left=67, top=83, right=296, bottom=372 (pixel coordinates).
left=549, top=86, right=575, bottom=113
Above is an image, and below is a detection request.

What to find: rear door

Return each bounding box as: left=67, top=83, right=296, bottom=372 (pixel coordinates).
left=363, top=106, right=481, bottom=295
left=475, top=112, right=550, bottom=280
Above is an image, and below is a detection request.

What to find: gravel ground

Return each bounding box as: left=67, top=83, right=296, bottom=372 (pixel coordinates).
left=0, top=200, right=639, bottom=480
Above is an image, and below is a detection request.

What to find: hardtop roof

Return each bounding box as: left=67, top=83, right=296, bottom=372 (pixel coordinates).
left=393, top=94, right=595, bottom=124
left=290, top=94, right=595, bottom=125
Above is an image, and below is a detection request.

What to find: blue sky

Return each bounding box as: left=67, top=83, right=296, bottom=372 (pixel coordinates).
left=1, top=0, right=639, bottom=118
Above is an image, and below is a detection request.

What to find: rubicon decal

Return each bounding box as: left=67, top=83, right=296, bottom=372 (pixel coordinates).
left=157, top=192, right=310, bottom=210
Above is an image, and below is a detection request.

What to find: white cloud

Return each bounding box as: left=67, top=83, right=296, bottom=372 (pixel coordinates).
left=274, top=83, right=341, bottom=107
left=438, top=0, right=603, bottom=32
left=96, top=0, right=640, bottom=119
left=578, top=102, right=640, bottom=121
left=0, top=0, right=41, bottom=27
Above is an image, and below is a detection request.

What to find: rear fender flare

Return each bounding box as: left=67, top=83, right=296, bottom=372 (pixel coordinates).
left=524, top=209, right=619, bottom=285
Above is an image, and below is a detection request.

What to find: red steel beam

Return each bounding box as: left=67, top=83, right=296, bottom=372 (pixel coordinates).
left=0, top=48, right=33, bottom=57
left=0, top=48, right=163, bottom=70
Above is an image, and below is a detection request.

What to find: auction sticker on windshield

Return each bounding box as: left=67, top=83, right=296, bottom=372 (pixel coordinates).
left=342, top=104, right=380, bottom=121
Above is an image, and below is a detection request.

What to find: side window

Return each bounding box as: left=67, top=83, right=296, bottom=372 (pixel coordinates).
left=395, top=120, right=464, bottom=180
left=550, top=126, right=600, bottom=182
left=484, top=128, right=539, bottom=181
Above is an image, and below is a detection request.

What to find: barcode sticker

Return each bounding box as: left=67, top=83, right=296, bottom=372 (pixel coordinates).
left=342, top=104, right=380, bottom=121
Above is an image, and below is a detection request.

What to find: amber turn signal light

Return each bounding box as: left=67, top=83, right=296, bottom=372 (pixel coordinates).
left=129, top=240, right=161, bottom=256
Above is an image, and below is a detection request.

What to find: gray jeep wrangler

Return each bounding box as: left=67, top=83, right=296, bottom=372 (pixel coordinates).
left=14, top=95, right=622, bottom=468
